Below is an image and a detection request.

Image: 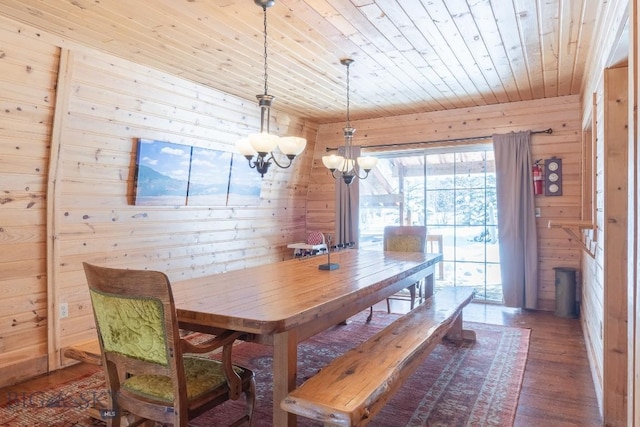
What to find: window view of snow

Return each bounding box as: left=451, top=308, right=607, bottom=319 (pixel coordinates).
left=359, top=147, right=502, bottom=302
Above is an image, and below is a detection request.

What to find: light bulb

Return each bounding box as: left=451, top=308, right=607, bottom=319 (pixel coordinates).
left=357, top=156, right=378, bottom=171
left=248, top=132, right=279, bottom=154
left=322, top=154, right=345, bottom=170
left=279, top=136, right=307, bottom=156
left=236, top=138, right=257, bottom=157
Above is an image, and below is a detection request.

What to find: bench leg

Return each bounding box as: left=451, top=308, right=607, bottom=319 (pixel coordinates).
left=445, top=313, right=476, bottom=342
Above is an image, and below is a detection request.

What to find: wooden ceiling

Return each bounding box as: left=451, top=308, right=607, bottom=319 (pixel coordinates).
left=0, top=0, right=601, bottom=124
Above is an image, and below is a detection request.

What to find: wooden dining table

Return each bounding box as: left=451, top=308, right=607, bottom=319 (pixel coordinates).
left=173, top=249, right=442, bottom=426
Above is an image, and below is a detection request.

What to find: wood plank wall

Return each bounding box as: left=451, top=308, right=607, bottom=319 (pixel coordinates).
left=0, top=16, right=316, bottom=385
left=630, top=4, right=639, bottom=423
left=308, top=95, right=583, bottom=311
left=0, top=20, right=60, bottom=386
left=578, top=0, right=630, bottom=421
left=582, top=88, right=605, bottom=409
left=581, top=65, right=631, bottom=427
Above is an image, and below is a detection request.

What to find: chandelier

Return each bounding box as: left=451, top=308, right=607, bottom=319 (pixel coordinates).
left=235, top=0, right=306, bottom=177
left=322, top=58, right=378, bottom=185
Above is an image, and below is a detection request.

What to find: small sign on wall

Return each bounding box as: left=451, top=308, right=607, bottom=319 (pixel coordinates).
left=544, top=157, right=562, bottom=196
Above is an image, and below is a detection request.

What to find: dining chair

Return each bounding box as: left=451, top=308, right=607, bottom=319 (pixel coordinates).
left=83, top=262, right=255, bottom=427
left=383, top=225, right=428, bottom=313
left=427, top=233, right=444, bottom=280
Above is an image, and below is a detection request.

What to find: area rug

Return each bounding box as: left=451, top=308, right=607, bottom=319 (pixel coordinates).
left=0, top=310, right=530, bottom=427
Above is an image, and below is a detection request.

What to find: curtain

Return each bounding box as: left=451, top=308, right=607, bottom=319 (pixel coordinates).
left=492, top=131, right=538, bottom=309
left=334, top=146, right=360, bottom=248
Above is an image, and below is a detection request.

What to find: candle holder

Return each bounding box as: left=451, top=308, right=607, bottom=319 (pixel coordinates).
left=318, top=235, right=340, bottom=270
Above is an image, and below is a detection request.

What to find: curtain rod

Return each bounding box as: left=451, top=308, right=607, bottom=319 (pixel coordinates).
left=325, top=127, right=553, bottom=152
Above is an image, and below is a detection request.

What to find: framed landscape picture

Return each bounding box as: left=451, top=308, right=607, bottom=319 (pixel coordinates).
left=187, top=147, right=232, bottom=206
left=133, top=139, right=191, bottom=206
left=227, top=153, right=262, bottom=206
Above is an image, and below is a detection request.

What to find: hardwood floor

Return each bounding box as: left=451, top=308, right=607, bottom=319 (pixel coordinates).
left=386, top=298, right=603, bottom=426
left=464, top=303, right=602, bottom=426
left=0, top=302, right=602, bottom=426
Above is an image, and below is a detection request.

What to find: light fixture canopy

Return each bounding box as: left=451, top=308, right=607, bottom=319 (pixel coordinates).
left=235, top=0, right=306, bottom=177
left=322, top=58, right=377, bottom=185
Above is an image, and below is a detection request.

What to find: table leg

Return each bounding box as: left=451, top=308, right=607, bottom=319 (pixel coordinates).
left=273, top=330, right=298, bottom=426
left=423, top=271, right=434, bottom=299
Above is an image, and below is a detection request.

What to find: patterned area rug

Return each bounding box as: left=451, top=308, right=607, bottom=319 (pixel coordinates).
left=0, top=311, right=530, bottom=427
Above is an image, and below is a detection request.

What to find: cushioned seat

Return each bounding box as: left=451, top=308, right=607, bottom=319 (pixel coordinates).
left=122, top=356, right=245, bottom=402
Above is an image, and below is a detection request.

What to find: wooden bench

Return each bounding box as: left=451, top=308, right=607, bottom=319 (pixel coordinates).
left=61, top=330, right=206, bottom=367
left=63, top=339, right=102, bottom=366
left=280, top=287, right=476, bottom=427
left=62, top=340, right=122, bottom=423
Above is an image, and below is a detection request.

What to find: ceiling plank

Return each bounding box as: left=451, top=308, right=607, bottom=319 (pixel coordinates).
left=0, top=0, right=605, bottom=123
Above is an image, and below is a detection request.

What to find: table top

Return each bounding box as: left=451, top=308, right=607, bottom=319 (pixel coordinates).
left=173, top=249, right=441, bottom=336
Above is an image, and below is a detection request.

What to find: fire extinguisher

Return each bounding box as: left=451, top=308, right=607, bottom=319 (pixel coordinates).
left=532, top=160, right=543, bottom=195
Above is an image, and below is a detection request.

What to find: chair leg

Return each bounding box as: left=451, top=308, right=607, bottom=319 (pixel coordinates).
left=366, top=306, right=373, bottom=323
left=386, top=298, right=391, bottom=313
left=409, top=283, right=416, bottom=309
left=244, top=377, right=257, bottom=427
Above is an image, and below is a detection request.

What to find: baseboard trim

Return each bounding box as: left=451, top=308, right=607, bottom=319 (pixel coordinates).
left=0, top=355, right=48, bottom=388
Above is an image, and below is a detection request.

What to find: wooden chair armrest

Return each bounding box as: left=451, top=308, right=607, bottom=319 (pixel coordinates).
left=181, top=329, right=244, bottom=399
left=181, top=329, right=243, bottom=354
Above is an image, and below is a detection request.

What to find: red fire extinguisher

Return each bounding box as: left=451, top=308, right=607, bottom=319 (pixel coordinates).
left=532, top=160, right=543, bottom=195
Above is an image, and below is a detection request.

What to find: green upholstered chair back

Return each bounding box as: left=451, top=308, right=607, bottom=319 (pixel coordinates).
left=385, top=234, right=424, bottom=252
left=383, top=226, right=427, bottom=253
left=83, top=263, right=179, bottom=368
left=89, top=289, right=168, bottom=365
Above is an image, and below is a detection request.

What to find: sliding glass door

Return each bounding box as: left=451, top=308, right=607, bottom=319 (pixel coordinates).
left=359, top=145, right=502, bottom=302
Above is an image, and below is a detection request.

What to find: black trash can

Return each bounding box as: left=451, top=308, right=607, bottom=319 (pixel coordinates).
left=554, top=267, right=577, bottom=318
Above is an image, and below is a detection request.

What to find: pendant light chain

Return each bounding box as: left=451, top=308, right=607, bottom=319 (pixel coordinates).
left=262, top=6, right=269, bottom=96
left=346, top=61, right=351, bottom=128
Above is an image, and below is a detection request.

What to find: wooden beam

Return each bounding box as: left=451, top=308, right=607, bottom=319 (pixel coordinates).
left=602, top=65, right=628, bottom=426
